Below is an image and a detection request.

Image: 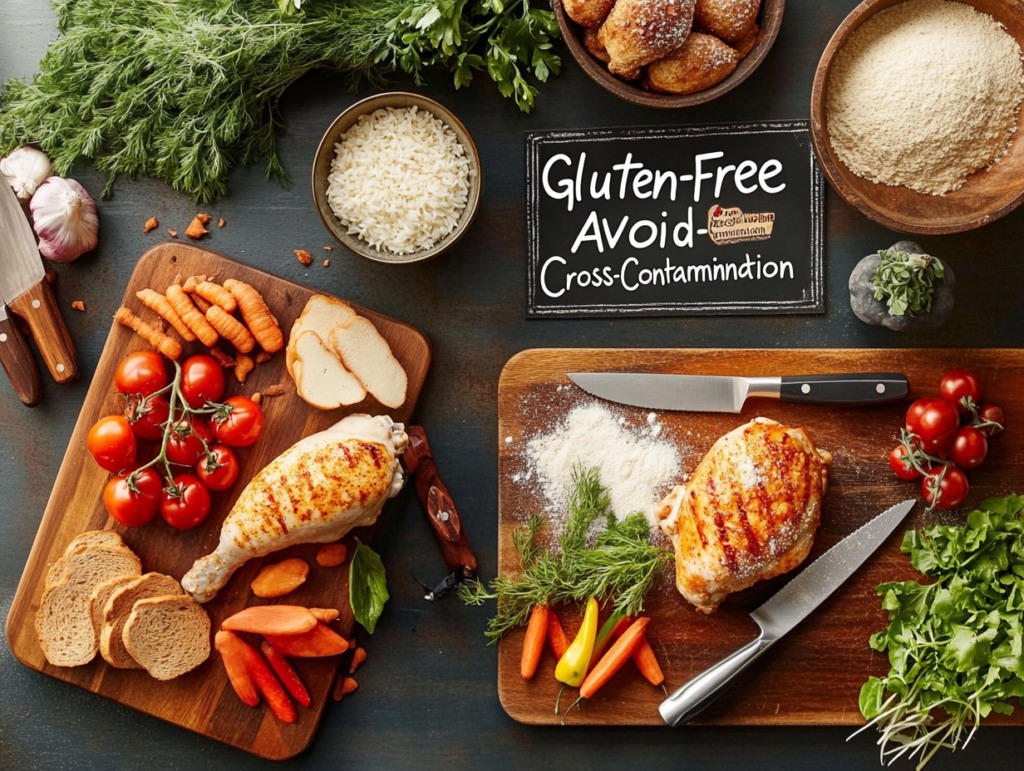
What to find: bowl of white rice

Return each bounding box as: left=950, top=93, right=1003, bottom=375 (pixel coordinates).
left=312, top=92, right=482, bottom=264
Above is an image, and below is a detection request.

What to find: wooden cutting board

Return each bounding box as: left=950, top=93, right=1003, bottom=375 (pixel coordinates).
left=497, top=348, right=1024, bottom=726
left=5, top=243, right=431, bottom=759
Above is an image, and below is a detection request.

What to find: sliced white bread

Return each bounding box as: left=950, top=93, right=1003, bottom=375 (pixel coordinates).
left=88, top=574, right=138, bottom=641
left=122, top=595, right=211, bottom=681
left=330, top=317, right=408, bottom=409
left=286, top=295, right=356, bottom=378
left=35, top=547, right=142, bottom=667
left=293, top=330, right=366, bottom=409
left=46, top=542, right=138, bottom=586
left=100, top=573, right=183, bottom=669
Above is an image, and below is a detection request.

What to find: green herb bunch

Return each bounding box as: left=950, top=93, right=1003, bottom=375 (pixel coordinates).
left=460, top=466, right=672, bottom=643
left=853, top=494, right=1024, bottom=769
left=871, top=249, right=945, bottom=317
left=0, top=0, right=560, bottom=202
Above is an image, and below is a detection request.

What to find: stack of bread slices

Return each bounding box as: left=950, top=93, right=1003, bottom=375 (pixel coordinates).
left=35, top=531, right=210, bottom=680
left=287, top=295, right=408, bottom=411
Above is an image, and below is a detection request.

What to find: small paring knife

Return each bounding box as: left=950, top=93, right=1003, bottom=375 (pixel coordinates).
left=658, top=499, right=917, bottom=727
left=567, top=372, right=909, bottom=413
left=0, top=283, right=41, bottom=407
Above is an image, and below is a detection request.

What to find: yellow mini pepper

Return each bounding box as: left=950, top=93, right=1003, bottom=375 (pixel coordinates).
left=554, top=597, right=599, bottom=687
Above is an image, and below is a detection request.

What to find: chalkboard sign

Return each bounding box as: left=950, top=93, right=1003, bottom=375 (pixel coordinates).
left=525, top=121, right=824, bottom=318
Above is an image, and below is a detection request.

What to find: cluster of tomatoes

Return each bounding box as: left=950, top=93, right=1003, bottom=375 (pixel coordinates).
left=889, top=369, right=1005, bottom=511
left=86, top=351, right=264, bottom=529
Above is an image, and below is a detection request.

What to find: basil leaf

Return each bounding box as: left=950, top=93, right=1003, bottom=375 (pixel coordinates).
left=859, top=676, right=884, bottom=719
left=350, top=540, right=389, bottom=635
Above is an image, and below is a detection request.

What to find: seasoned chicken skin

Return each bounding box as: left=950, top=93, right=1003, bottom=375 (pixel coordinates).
left=182, top=414, right=408, bottom=603
left=598, top=0, right=696, bottom=79
left=656, top=418, right=831, bottom=613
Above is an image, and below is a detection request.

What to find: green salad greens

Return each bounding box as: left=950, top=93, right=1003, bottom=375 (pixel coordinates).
left=871, top=249, right=945, bottom=318
left=853, top=494, right=1024, bottom=768
left=0, top=0, right=560, bottom=202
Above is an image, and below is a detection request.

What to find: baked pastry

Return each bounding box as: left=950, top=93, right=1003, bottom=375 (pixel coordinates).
left=645, top=33, right=739, bottom=94
left=694, top=0, right=759, bottom=43
left=564, top=0, right=616, bottom=28
left=598, top=0, right=696, bottom=79
left=733, top=22, right=761, bottom=58
left=584, top=26, right=611, bottom=63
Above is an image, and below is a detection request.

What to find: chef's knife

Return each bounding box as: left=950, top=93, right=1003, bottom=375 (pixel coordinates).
left=568, top=372, right=908, bottom=413
left=0, top=283, right=40, bottom=407
left=658, top=498, right=916, bottom=726
left=0, top=180, right=79, bottom=383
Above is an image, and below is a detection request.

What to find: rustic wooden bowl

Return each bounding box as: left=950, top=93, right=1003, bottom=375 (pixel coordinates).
left=554, top=0, right=785, bottom=109
left=811, top=0, right=1024, bottom=235
left=312, top=92, right=482, bottom=265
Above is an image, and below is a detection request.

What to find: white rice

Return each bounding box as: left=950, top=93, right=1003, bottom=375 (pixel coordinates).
left=326, top=106, right=472, bottom=255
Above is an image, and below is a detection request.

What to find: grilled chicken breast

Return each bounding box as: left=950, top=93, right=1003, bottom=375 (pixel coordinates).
left=656, top=418, right=831, bottom=613
left=182, top=414, right=408, bottom=603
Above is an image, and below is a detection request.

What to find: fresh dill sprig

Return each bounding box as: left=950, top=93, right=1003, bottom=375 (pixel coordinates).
left=460, top=465, right=672, bottom=643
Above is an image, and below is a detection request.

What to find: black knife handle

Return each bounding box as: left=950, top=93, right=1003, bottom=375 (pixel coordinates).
left=779, top=373, right=908, bottom=406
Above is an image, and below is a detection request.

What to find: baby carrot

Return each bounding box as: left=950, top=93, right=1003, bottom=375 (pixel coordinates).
left=547, top=611, right=570, bottom=660
left=261, top=640, right=311, bottom=708
left=632, top=635, right=665, bottom=687
left=520, top=604, right=549, bottom=679
left=579, top=617, right=649, bottom=700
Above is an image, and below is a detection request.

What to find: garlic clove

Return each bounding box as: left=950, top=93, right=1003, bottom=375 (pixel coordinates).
left=30, top=176, right=100, bottom=263
left=0, top=146, right=53, bottom=201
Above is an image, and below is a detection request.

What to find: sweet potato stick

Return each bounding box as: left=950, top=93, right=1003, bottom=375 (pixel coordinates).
left=114, top=307, right=182, bottom=360
left=196, top=280, right=237, bottom=313
left=206, top=305, right=255, bottom=353
left=223, top=279, right=284, bottom=353
left=135, top=288, right=196, bottom=342
left=234, top=353, right=254, bottom=383
left=166, top=284, right=218, bottom=347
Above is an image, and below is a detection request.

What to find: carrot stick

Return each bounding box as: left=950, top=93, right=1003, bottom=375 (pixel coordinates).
left=520, top=604, right=549, bottom=679
left=261, top=641, right=312, bottom=708
left=215, top=631, right=259, bottom=707
left=579, top=617, right=649, bottom=700
left=247, top=646, right=297, bottom=723
left=591, top=614, right=631, bottom=667
left=632, top=634, right=664, bottom=687
left=547, top=611, right=570, bottom=660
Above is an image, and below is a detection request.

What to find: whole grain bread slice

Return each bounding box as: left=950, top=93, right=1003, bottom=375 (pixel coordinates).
left=46, top=532, right=127, bottom=584
left=100, top=573, right=184, bottom=668
left=122, top=595, right=211, bottom=680
left=88, top=574, right=138, bottom=642
left=35, top=547, right=142, bottom=667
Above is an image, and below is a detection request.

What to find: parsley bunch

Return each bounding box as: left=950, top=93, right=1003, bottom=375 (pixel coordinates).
left=871, top=249, right=945, bottom=317
left=0, top=0, right=559, bottom=202
left=853, top=494, right=1024, bottom=768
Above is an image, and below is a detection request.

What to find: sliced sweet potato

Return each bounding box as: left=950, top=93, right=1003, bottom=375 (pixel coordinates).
left=262, top=622, right=349, bottom=657
left=251, top=558, right=309, bottom=598
left=309, top=608, right=340, bottom=623
left=316, top=543, right=347, bottom=568
left=215, top=630, right=259, bottom=707
left=222, top=605, right=318, bottom=636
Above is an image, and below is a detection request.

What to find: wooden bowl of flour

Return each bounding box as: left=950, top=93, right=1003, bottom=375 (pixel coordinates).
left=811, top=0, right=1024, bottom=235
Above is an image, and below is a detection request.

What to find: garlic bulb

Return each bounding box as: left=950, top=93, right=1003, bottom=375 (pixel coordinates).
left=30, top=177, right=99, bottom=263
left=0, top=146, right=53, bottom=200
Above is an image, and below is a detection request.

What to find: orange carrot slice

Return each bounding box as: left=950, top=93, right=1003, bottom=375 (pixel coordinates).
left=251, top=558, right=309, bottom=598
left=261, top=641, right=311, bottom=708
left=215, top=630, right=259, bottom=707
left=263, top=622, right=349, bottom=657
left=222, top=605, right=318, bottom=636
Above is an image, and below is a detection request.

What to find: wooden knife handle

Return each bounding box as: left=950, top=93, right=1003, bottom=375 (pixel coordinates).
left=402, top=425, right=478, bottom=579
left=0, top=314, right=40, bottom=406
left=8, top=279, right=79, bottom=384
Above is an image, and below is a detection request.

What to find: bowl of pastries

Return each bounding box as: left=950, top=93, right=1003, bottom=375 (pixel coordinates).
left=555, top=0, right=784, bottom=107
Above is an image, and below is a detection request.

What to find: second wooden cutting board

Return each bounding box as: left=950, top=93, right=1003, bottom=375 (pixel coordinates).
left=497, top=348, right=1024, bottom=726
left=6, top=243, right=431, bottom=759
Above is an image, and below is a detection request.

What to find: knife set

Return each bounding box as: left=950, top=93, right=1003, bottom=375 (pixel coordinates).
left=0, top=180, right=79, bottom=406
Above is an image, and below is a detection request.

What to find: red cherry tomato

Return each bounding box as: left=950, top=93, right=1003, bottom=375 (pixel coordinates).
left=87, top=415, right=138, bottom=472
left=165, top=418, right=213, bottom=466
left=939, top=369, right=984, bottom=414
left=922, top=465, right=969, bottom=511
left=949, top=426, right=988, bottom=470
left=125, top=395, right=171, bottom=441
left=196, top=445, right=240, bottom=491
left=212, top=396, right=264, bottom=448
left=889, top=444, right=922, bottom=480
left=906, top=397, right=959, bottom=450
left=181, top=355, right=226, bottom=409
left=103, top=467, right=162, bottom=527
left=976, top=403, right=1005, bottom=437
left=115, top=351, right=169, bottom=397
left=160, top=474, right=212, bottom=529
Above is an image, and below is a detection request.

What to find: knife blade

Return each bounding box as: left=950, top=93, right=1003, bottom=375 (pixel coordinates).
left=0, top=180, right=79, bottom=383
left=0, top=283, right=41, bottom=407
left=568, top=371, right=909, bottom=413
left=658, top=498, right=916, bottom=727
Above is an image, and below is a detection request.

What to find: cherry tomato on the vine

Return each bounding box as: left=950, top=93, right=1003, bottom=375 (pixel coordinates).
left=196, top=445, right=240, bottom=491
left=950, top=426, right=988, bottom=470
left=115, top=351, right=168, bottom=397
left=160, top=474, right=211, bottom=529
left=87, top=415, right=137, bottom=472
left=165, top=418, right=213, bottom=466
left=976, top=403, right=1005, bottom=437
left=939, top=369, right=984, bottom=414
left=922, top=465, right=969, bottom=511
left=125, top=395, right=170, bottom=441
left=103, top=467, right=162, bottom=527
left=906, top=397, right=959, bottom=450
left=212, top=396, right=264, bottom=448
left=889, top=444, right=922, bottom=480
left=181, top=355, right=225, bottom=410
